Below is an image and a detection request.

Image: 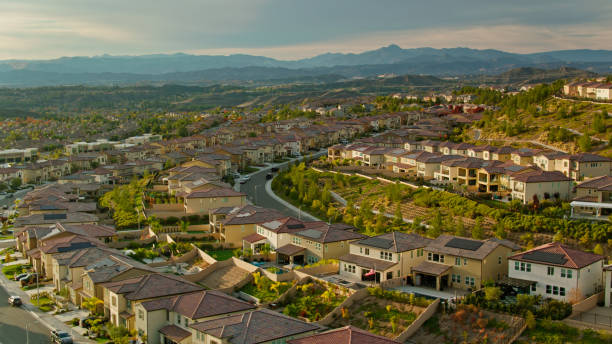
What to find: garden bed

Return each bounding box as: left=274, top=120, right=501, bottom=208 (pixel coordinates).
left=2, top=263, right=30, bottom=279
left=516, top=319, right=612, bottom=344
left=328, top=287, right=430, bottom=338
left=238, top=273, right=293, bottom=303
left=279, top=280, right=349, bottom=322
left=410, top=304, right=525, bottom=344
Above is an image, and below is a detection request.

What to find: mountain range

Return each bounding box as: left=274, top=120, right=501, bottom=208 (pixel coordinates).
left=1, top=45, right=610, bottom=87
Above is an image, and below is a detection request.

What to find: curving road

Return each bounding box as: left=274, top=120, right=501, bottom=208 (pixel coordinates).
left=239, top=151, right=326, bottom=219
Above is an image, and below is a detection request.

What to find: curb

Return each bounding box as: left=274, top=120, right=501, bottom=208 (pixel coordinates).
left=264, top=177, right=321, bottom=221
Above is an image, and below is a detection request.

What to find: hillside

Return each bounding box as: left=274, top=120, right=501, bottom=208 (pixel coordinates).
left=468, top=97, right=612, bottom=156
left=475, top=67, right=599, bottom=85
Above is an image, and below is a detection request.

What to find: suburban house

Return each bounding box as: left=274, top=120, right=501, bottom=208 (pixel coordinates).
left=288, top=325, right=400, bottom=344
left=338, top=232, right=432, bottom=284
left=101, top=273, right=203, bottom=330
left=210, top=205, right=286, bottom=247
left=554, top=153, right=612, bottom=181
left=414, top=235, right=520, bottom=291
left=570, top=175, right=612, bottom=220
left=259, top=222, right=365, bottom=265
left=189, top=309, right=320, bottom=344
left=509, top=170, right=572, bottom=204
left=508, top=242, right=604, bottom=302
left=134, top=290, right=256, bottom=344
left=182, top=188, right=246, bottom=215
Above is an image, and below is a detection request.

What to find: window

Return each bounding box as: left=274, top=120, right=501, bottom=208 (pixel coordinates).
left=465, top=276, right=470, bottom=285
left=526, top=263, right=531, bottom=272
left=138, top=310, right=144, bottom=320
left=380, top=251, right=392, bottom=261
left=452, top=274, right=461, bottom=283
left=561, top=269, right=566, bottom=278
left=166, top=310, right=169, bottom=321
left=553, top=286, right=559, bottom=295
left=531, top=283, right=536, bottom=292
left=546, top=285, right=552, bottom=294
left=560, top=287, right=566, bottom=296
left=177, top=314, right=181, bottom=325
left=463, top=258, right=467, bottom=265
left=470, top=278, right=475, bottom=286
left=547, top=267, right=554, bottom=276
left=185, top=319, right=189, bottom=327
left=455, top=257, right=461, bottom=266
left=365, top=248, right=369, bottom=255
left=428, top=252, right=432, bottom=260
left=498, top=256, right=502, bottom=264
left=360, top=247, right=363, bottom=254
left=566, top=269, right=572, bottom=279
left=514, top=261, right=519, bottom=271
left=429, top=253, right=444, bottom=263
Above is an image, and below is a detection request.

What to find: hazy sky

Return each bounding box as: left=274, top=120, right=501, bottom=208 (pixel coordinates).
left=1, top=0, right=611, bottom=60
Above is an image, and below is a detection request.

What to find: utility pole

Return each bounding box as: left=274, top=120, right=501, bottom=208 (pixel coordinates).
left=254, top=185, right=258, bottom=205
left=36, top=273, right=39, bottom=306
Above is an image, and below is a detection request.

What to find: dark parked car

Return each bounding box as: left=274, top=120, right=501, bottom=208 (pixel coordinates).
left=271, top=167, right=279, bottom=172
left=266, top=173, right=273, bottom=180
left=51, top=330, right=73, bottom=344
left=8, top=296, right=22, bottom=307
left=20, top=273, right=38, bottom=286
left=14, top=273, right=28, bottom=281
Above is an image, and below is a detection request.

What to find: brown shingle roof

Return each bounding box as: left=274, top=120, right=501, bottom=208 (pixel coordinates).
left=511, top=170, right=570, bottom=183
left=140, top=290, right=255, bottom=319
left=354, top=232, right=431, bottom=253
left=338, top=253, right=397, bottom=271
left=576, top=176, right=612, bottom=191
left=185, top=187, right=245, bottom=198
left=159, top=325, right=191, bottom=342
left=425, top=235, right=518, bottom=260
left=190, top=309, right=319, bottom=344
left=275, top=244, right=306, bottom=256
left=288, top=325, right=400, bottom=344
left=412, top=261, right=452, bottom=276
left=102, top=273, right=203, bottom=301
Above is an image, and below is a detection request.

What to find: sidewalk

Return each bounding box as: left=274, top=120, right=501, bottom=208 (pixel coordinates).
left=264, top=177, right=321, bottom=221
left=0, top=265, right=93, bottom=343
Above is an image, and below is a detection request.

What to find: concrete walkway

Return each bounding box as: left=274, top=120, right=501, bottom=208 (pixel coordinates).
left=0, top=264, right=93, bottom=343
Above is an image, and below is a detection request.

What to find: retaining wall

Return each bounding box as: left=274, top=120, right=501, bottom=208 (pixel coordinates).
left=395, top=298, right=440, bottom=342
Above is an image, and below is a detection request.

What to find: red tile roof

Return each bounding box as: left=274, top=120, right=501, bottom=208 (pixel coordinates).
left=288, top=325, right=400, bottom=344
left=510, top=242, right=604, bottom=269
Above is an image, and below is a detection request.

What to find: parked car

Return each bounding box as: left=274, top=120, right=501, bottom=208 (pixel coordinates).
left=51, top=330, right=73, bottom=344
left=20, top=273, right=38, bottom=286
left=271, top=167, right=279, bottom=172
left=14, top=273, right=28, bottom=281
left=266, top=173, right=273, bottom=180
left=239, top=176, right=251, bottom=184
left=8, top=296, right=22, bottom=307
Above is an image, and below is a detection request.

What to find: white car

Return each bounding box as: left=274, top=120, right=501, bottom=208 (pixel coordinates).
left=239, top=176, right=251, bottom=184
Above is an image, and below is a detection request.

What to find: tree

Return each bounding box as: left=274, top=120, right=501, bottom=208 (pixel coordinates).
left=10, top=178, right=21, bottom=189
left=484, top=286, right=502, bottom=301
left=494, top=225, right=507, bottom=239
left=593, top=243, right=604, bottom=255
left=525, top=311, right=536, bottom=330
left=107, top=324, right=132, bottom=344
left=455, top=220, right=466, bottom=237
left=82, top=297, right=104, bottom=315
left=393, top=204, right=403, bottom=226
left=578, top=134, right=592, bottom=152
left=472, top=217, right=484, bottom=240
left=178, top=220, right=189, bottom=233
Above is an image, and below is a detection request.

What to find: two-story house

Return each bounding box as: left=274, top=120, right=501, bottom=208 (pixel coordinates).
left=102, top=273, right=203, bottom=330
left=510, top=170, right=572, bottom=204
left=414, top=235, right=520, bottom=291
left=508, top=242, right=604, bottom=302
left=554, top=153, right=612, bottom=181
left=338, top=232, right=432, bottom=284
left=210, top=205, right=286, bottom=247
left=570, top=175, right=612, bottom=219
left=135, top=290, right=256, bottom=344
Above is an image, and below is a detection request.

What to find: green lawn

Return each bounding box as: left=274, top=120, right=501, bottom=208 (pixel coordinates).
left=0, top=234, right=14, bottom=240
left=243, top=166, right=260, bottom=173
left=206, top=249, right=234, bottom=261
left=2, top=264, right=30, bottom=279
left=31, top=296, right=54, bottom=312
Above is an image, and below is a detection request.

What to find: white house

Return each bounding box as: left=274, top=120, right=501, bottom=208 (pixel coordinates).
left=508, top=242, right=604, bottom=302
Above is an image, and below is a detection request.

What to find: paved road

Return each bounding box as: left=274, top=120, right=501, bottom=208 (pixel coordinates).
left=240, top=151, right=326, bottom=219
left=0, top=284, right=51, bottom=344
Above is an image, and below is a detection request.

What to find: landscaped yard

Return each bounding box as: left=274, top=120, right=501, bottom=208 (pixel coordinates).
left=239, top=272, right=293, bottom=303
left=30, top=295, right=55, bottom=312
left=329, top=287, right=430, bottom=338
left=410, top=304, right=525, bottom=344
left=2, top=263, right=30, bottom=279
left=516, top=319, right=612, bottom=344
left=205, top=249, right=234, bottom=261
left=280, top=279, right=349, bottom=322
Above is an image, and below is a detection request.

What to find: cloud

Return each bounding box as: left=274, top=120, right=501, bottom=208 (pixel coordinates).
left=0, top=0, right=610, bottom=60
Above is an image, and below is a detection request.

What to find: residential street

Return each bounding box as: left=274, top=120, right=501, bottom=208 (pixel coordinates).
left=239, top=150, right=326, bottom=219
left=0, top=284, right=51, bottom=344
